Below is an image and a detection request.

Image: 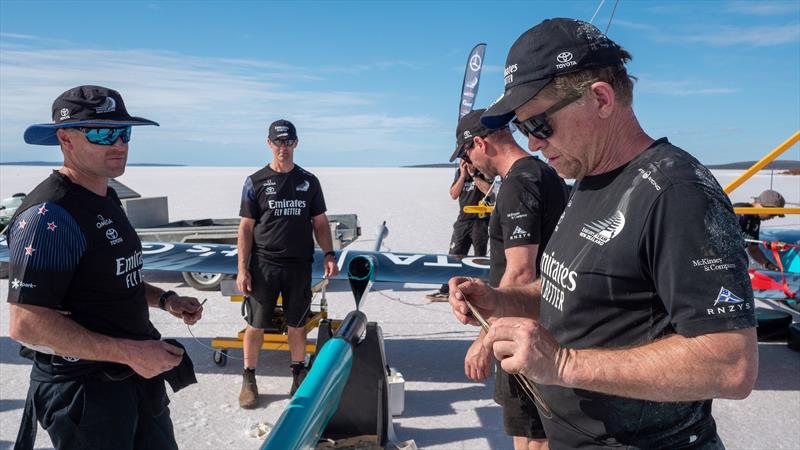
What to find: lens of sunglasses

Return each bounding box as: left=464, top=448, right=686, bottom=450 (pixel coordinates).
left=272, top=139, right=296, bottom=147
left=81, top=127, right=132, bottom=145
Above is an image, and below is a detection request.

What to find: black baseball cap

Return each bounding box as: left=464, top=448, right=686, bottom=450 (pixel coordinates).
left=268, top=119, right=297, bottom=141
left=482, top=18, right=626, bottom=128
left=24, top=85, right=159, bottom=146
left=450, top=109, right=500, bottom=162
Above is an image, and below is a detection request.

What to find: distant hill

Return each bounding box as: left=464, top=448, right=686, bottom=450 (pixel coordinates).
left=705, top=160, right=799, bottom=170
left=0, top=161, right=185, bottom=167
left=403, top=163, right=458, bottom=168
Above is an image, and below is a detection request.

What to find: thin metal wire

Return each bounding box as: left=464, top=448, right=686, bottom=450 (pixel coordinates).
left=605, top=0, right=620, bottom=34
left=589, top=0, right=606, bottom=24
left=464, top=300, right=553, bottom=419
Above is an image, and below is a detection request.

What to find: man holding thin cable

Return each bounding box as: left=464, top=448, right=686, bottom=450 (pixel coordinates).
left=7, top=85, right=204, bottom=450
left=449, top=18, right=757, bottom=449
left=236, top=119, right=338, bottom=409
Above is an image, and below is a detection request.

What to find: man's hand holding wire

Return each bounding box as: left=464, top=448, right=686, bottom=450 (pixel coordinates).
left=484, top=317, right=573, bottom=387
left=448, top=276, right=499, bottom=326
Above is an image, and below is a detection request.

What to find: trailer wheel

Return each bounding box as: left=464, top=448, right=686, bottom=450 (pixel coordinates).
left=182, top=272, right=223, bottom=291
left=213, top=349, right=228, bottom=366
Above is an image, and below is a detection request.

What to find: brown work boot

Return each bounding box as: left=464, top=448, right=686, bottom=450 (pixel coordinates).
left=239, top=368, right=258, bottom=409
left=290, top=362, right=309, bottom=396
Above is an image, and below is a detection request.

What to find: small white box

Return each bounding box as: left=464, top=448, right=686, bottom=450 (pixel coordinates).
left=387, top=367, right=405, bottom=416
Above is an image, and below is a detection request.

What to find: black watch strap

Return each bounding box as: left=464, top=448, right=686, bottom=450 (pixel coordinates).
left=159, top=290, right=177, bottom=310
left=324, top=251, right=336, bottom=259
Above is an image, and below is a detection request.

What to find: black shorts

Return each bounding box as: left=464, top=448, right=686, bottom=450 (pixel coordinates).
left=449, top=219, right=489, bottom=256
left=246, top=261, right=312, bottom=329
left=494, top=367, right=546, bottom=439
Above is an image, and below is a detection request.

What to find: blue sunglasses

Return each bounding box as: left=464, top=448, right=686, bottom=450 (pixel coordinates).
left=75, top=126, right=132, bottom=145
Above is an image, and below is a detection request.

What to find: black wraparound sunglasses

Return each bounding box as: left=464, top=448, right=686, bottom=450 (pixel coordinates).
left=511, top=93, right=582, bottom=140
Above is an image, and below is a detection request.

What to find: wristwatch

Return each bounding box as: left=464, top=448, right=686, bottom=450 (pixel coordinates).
left=159, top=290, right=177, bottom=310
left=324, top=251, right=336, bottom=259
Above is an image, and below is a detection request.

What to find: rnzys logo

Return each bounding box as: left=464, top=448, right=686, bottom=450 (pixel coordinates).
left=707, top=287, right=750, bottom=316
left=509, top=226, right=530, bottom=240
left=296, top=180, right=310, bottom=192
left=579, top=211, right=625, bottom=246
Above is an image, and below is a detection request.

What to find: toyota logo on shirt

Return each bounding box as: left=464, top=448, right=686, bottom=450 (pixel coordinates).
left=106, top=228, right=119, bottom=240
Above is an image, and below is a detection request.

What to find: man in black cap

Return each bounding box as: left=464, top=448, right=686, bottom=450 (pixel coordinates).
left=425, top=158, right=492, bottom=302
left=734, top=189, right=786, bottom=271
left=7, top=85, right=205, bottom=450
left=451, top=109, right=568, bottom=450
left=448, top=19, right=757, bottom=449
left=236, top=119, right=338, bottom=408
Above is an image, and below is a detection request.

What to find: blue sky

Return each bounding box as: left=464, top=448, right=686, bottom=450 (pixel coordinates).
left=0, top=0, right=798, bottom=167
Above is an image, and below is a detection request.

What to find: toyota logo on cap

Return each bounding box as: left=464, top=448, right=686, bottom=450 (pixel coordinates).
left=556, top=52, right=573, bottom=63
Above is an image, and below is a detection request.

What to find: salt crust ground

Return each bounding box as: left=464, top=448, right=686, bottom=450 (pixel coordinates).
left=0, top=166, right=797, bottom=449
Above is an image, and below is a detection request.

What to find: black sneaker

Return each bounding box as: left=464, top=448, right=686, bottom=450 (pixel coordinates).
left=290, top=363, right=309, bottom=396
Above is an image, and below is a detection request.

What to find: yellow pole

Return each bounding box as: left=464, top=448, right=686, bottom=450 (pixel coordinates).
left=724, top=131, right=800, bottom=194
left=734, top=207, right=800, bottom=215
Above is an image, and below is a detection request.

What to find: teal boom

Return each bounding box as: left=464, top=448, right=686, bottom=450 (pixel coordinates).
left=261, top=337, right=354, bottom=450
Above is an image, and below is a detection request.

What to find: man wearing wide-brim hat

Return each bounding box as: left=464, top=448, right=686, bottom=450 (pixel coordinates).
left=7, top=85, right=204, bottom=450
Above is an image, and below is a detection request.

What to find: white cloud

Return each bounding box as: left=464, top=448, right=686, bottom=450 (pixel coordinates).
left=680, top=23, right=800, bottom=47
left=637, top=78, right=739, bottom=97
left=725, top=1, right=800, bottom=16
left=0, top=36, right=439, bottom=165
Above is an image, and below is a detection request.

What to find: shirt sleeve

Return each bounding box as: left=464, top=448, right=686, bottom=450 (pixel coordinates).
left=238, top=177, right=259, bottom=219
left=643, top=183, right=756, bottom=337
left=309, top=176, right=327, bottom=217
left=497, top=177, right=542, bottom=249
left=7, top=203, right=86, bottom=308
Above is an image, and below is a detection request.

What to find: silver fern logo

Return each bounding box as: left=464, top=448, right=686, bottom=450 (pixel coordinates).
left=579, top=210, right=625, bottom=246
left=95, top=97, right=116, bottom=114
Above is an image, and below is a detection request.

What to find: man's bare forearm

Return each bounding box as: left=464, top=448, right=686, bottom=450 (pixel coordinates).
left=560, top=328, right=758, bottom=401
left=237, top=220, right=254, bottom=271
left=493, top=279, right=541, bottom=320
left=9, top=304, right=137, bottom=364
left=312, top=215, right=334, bottom=253
left=144, top=282, right=168, bottom=308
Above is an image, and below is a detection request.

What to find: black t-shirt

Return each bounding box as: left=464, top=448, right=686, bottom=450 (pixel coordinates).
left=6, top=172, right=159, bottom=342
left=488, top=156, right=568, bottom=286
left=239, top=164, right=326, bottom=265
left=536, top=139, right=755, bottom=449
left=453, top=168, right=490, bottom=223
left=733, top=202, right=760, bottom=243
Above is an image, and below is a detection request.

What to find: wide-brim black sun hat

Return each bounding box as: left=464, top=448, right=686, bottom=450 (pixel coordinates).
left=24, top=85, right=159, bottom=146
